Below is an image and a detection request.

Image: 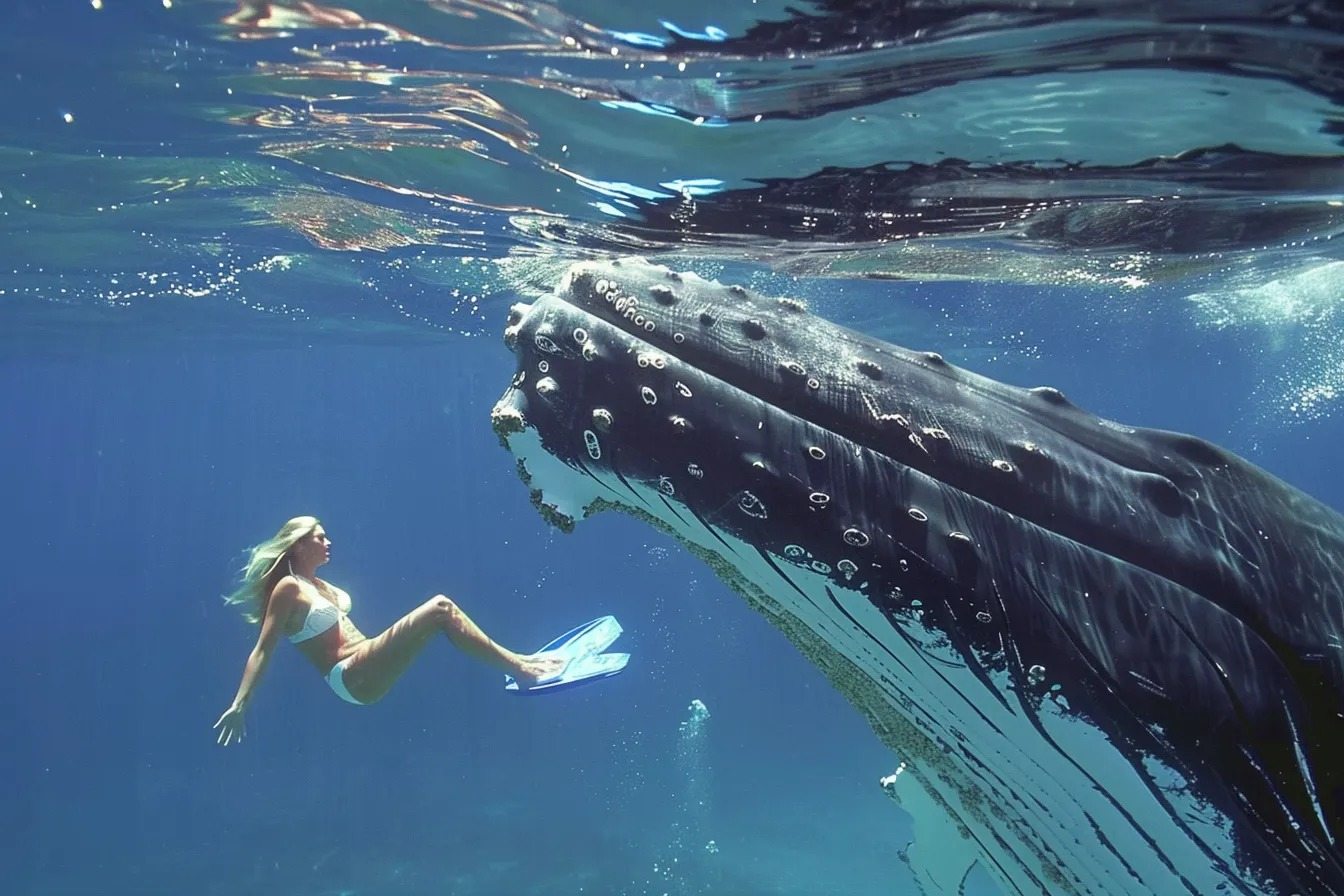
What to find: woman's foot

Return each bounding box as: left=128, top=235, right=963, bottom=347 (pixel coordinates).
left=513, top=651, right=567, bottom=685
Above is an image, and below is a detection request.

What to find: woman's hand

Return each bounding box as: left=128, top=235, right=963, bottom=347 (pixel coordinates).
left=213, top=704, right=246, bottom=746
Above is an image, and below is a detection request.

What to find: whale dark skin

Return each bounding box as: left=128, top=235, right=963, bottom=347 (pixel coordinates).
left=495, top=257, right=1344, bottom=895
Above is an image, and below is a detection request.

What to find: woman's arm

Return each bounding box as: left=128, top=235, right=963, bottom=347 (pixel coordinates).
left=214, top=579, right=298, bottom=746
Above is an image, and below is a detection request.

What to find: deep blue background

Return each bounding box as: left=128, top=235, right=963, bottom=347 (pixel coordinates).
left=0, top=321, right=905, bottom=895
left=4, top=275, right=1342, bottom=895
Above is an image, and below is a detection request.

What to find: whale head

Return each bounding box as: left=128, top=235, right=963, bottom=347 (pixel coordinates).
left=494, top=257, right=1344, bottom=895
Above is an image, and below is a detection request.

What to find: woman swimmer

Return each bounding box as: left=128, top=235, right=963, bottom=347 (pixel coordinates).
left=213, top=516, right=564, bottom=745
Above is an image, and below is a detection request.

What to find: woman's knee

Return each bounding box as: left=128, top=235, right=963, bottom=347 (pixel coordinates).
left=423, top=594, right=465, bottom=631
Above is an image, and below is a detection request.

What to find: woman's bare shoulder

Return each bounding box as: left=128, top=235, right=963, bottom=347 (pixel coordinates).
left=257, top=576, right=304, bottom=634
left=269, top=575, right=304, bottom=606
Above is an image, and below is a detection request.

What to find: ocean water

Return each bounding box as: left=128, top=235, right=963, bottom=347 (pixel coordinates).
left=2, top=2, right=1342, bottom=895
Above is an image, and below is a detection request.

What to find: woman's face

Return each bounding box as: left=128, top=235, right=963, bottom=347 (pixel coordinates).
left=291, top=525, right=332, bottom=568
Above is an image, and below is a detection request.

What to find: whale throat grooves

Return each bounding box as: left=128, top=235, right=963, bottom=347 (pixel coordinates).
left=492, top=257, right=1344, bottom=896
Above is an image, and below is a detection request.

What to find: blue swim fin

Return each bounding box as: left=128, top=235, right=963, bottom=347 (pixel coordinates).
left=505, top=615, right=630, bottom=694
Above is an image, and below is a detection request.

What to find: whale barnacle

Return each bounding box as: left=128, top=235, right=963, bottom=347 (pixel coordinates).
left=855, top=358, right=884, bottom=380
left=1029, top=385, right=1069, bottom=405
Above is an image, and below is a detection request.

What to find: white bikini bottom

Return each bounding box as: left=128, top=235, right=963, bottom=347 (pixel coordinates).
left=326, top=655, right=366, bottom=705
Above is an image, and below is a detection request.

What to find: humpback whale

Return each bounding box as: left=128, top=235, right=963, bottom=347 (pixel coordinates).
left=491, top=258, right=1344, bottom=895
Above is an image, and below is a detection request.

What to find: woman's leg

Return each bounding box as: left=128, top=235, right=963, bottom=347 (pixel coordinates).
left=340, top=595, right=557, bottom=703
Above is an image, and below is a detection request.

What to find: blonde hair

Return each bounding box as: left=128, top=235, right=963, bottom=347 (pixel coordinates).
left=223, top=515, right=320, bottom=624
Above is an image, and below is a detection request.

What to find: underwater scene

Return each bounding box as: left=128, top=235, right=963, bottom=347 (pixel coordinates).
left=3, top=2, right=1343, bottom=895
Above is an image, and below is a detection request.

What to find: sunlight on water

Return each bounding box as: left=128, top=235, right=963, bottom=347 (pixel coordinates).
left=6, top=0, right=1339, bottom=285
left=1188, top=259, right=1344, bottom=422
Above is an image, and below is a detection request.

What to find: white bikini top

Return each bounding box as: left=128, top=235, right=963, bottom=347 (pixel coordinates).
left=287, top=576, right=351, bottom=644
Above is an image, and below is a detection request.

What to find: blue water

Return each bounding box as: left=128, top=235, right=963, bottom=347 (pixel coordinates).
left=3, top=1, right=1342, bottom=895
left=3, top=336, right=905, bottom=894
